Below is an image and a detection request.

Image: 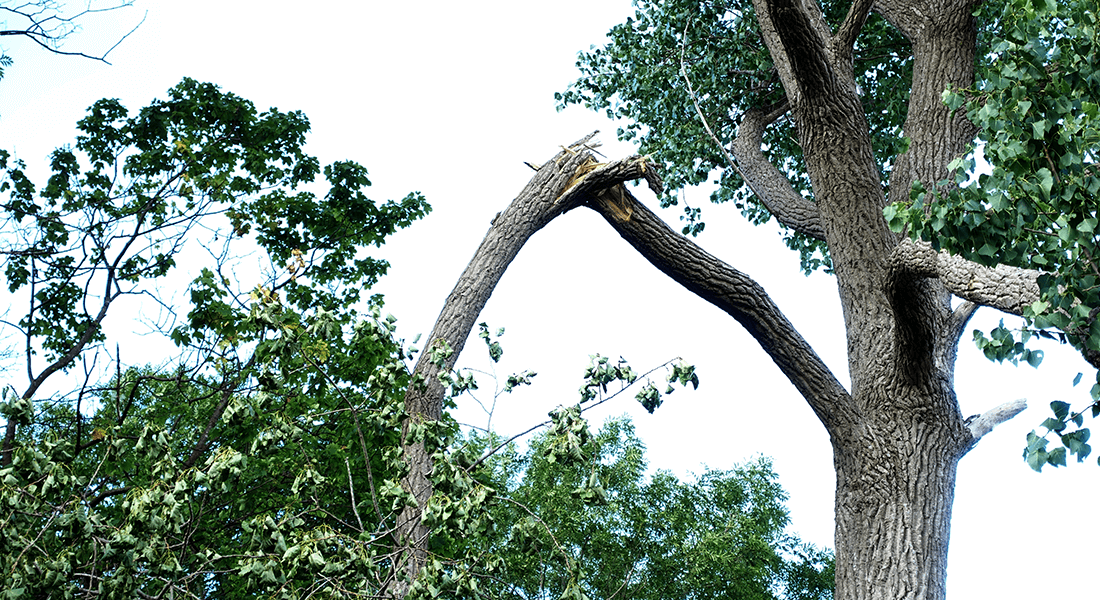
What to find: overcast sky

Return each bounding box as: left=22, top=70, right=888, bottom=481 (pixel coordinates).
left=1, top=1, right=1096, bottom=597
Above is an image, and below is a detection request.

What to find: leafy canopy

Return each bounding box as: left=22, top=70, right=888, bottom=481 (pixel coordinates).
left=0, top=79, right=439, bottom=598
left=557, top=0, right=911, bottom=272
left=465, top=417, right=835, bottom=600
left=0, top=77, right=827, bottom=600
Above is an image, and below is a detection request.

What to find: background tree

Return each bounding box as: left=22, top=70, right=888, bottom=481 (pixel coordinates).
left=399, top=0, right=1100, bottom=598
left=0, top=77, right=822, bottom=600
left=0, top=79, right=435, bottom=597
left=471, top=417, right=834, bottom=600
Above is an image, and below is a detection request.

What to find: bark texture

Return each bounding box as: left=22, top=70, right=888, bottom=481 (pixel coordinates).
left=397, top=0, right=1052, bottom=597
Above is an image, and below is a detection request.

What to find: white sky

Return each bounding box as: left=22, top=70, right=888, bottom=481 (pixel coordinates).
left=1, top=1, right=1097, bottom=597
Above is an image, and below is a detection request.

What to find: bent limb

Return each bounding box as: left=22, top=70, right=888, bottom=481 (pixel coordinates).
left=393, top=136, right=661, bottom=591
left=584, top=186, right=853, bottom=431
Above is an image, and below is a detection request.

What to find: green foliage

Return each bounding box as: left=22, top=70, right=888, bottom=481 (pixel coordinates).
left=970, top=320, right=1044, bottom=367
left=559, top=0, right=912, bottom=272
left=0, top=81, right=440, bottom=598
left=0, top=77, right=429, bottom=368
left=0, top=299, right=427, bottom=597
left=469, top=418, right=834, bottom=600
left=0, top=74, right=827, bottom=599
left=883, top=0, right=1100, bottom=464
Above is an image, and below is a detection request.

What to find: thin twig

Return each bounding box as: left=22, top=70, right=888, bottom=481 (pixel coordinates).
left=679, top=18, right=741, bottom=175
left=467, top=357, right=682, bottom=471
left=345, top=457, right=365, bottom=532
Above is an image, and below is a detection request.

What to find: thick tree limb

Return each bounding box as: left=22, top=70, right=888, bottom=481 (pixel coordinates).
left=756, top=0, right=839, bottom=100
left=967, top=398, right=1027, bottom=440
left=584, top=187, right=854, bottom=431
left=403, top=138, right=660, bottom=423
left=889, top=239, right=1040, bottom=315
left=873, top=0, right=979, bottom=207
left=394, top=137, right=661, bottom=592
left=677, top=24, right=823, bottom=241
left=835, top=0, right=875, bottom=62
left=732, top=100, right=827, bottom=240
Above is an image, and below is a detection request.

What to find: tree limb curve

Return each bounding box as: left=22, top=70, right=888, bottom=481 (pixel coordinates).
left=732, top=100, right=827, bottom=240
left=889, top=239, right=1040, bottom=315
left=395, top=136, right=663, bottom=590
left=584, top=186, right=853, bottom=431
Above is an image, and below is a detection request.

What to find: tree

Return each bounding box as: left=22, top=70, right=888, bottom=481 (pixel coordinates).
left=0, top=78, right=813, bottom=600
left=397, top=0, right=1100, bottom=598
left=472, top=417, right=834, bottom=600
left=0, top=79, right=435, bottom=597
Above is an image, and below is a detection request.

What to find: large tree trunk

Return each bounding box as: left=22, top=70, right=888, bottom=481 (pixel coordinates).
left=394, top=0, right=1039, bottom=595
left=831, top=387, right=970, bottom=599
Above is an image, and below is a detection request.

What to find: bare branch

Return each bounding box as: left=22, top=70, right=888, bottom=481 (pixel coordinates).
left=967, top=398, right=1027, bottom=440
left=0, top=1, right=144, bottom=65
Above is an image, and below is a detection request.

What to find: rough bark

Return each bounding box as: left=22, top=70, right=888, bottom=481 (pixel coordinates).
left=584, top=187, right=852, bottom=430
left=741, top=0, right=1025, bottom=597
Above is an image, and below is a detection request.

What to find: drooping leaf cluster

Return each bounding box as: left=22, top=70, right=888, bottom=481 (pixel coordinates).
left=883, top=0, right=1100, bottom=468
left=0, top=296, right=442, bottom=598
left=558, top=0, right=911, bottom=272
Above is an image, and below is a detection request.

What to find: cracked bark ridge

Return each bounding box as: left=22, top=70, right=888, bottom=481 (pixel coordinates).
left=393, top=135, right=661, bottom=592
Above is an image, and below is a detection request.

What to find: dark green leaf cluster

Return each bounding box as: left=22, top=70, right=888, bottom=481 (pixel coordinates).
left=572, top=353, right=699, bottom=415
left=971, top=320, right=1045, bottom=367
left=578, top=354, right=638, bottom=403
left=1025, top=399, right=1096, bottom=470
left=559, top=0, right=911, bottom=272
left=468, top=418, right=834, bottom=600
left=0, top=78, right=429, bottom=364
